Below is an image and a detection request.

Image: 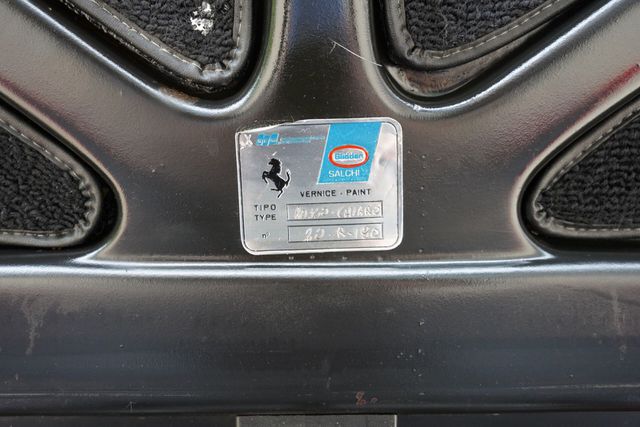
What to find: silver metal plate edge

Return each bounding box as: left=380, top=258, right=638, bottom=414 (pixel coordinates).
left=235, top=117, right=403, bottom=255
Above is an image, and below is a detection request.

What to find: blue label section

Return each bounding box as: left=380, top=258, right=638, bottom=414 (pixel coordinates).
left=318, top=122, right=382, bottom=183
left=256, top=133, right=325, bottom=147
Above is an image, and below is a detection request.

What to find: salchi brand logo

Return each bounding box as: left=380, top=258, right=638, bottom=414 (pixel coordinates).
left=318, top=122, right=381, bottom=183
left=328, top=145, right=369, bottom=168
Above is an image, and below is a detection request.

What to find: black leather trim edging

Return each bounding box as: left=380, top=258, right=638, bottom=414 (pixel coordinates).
left=384, top=0, right=580, bottom=70
left=0, top=107, right=102, bottom=247
left=59, top=0, right=252, bottom=92
left=384, top=28, right=538, bottom=97
left=526, top=100, right=640, bottom=240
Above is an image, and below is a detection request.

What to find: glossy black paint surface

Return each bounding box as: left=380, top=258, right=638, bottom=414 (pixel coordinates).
left=5, top=412, right=640, bottom=426
left=0, top=0, right=639, bottom=415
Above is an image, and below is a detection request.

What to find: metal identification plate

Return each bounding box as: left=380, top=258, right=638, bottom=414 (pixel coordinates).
left=236, top=118, right=403, bottom=255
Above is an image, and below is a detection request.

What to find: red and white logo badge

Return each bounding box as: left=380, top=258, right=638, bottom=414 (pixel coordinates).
left=328, top=145, right=369, bottom=168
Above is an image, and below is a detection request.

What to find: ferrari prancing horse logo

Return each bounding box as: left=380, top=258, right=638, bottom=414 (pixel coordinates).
left=261, top=158, right=291, bottom=198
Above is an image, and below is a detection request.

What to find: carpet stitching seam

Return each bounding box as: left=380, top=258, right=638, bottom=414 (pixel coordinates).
left=85, top=0, right=244, bottom=72
left=0, top=118, right=96, bottom=239
left=399, top=0, right=565, bottom=60
left=534, top=108, right=640, bottom=233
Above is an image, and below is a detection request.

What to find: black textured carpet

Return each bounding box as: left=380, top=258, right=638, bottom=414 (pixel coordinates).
left=0, top=127, right=89, bottom=234
left=404, top=0, right=547, bottom=51
left=538, top=115, right=640, bottom=229
left=101, top=0, right=236, bottom=66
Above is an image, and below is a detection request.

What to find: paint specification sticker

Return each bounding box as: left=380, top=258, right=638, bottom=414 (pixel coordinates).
left=235, top=118, right=403, bottom=255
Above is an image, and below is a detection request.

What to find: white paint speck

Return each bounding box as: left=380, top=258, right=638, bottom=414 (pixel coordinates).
left=190, top=1, right=215, bottom=36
